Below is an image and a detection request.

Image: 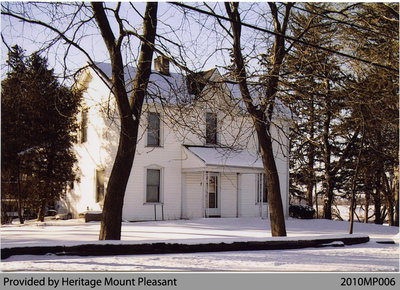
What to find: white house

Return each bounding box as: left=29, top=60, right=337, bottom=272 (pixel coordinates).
left=64, top=57, right=290, bottom=221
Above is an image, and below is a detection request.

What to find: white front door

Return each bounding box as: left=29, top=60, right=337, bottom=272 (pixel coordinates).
left=206, top=173, right=220, bottom=217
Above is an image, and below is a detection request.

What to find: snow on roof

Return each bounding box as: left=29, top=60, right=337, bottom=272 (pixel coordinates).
left=185, top=145, right=263, bottom=169
left=93, top=61, right=190, bottom=103
left=224, top=81, right=291, bottom=118
left=92, top=62, right=291, bottom=118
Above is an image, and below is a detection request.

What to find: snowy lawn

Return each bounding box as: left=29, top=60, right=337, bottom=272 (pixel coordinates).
left=1, top=217, right=398, bottom=271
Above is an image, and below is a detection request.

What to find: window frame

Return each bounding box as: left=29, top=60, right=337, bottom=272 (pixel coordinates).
left=145, top=167, right=163, bottom=204
left=205, top=112, right=218, bottom=145
left=146, top=111, right=161, bottom=147
left=80, top=108, right=88, bottom=143
left=95, top=169, right=105, bottom=203
left=256, top=173, right=268, bottom=204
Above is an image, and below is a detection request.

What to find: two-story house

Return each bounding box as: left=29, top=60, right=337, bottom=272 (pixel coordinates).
left=64, top=57, right=290, bottom=221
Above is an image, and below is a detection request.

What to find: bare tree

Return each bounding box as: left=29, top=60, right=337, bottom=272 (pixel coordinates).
left=91, top=2, right=158, bottom=240
left=223, top=2, right=293, bottom=236
left=2, top=2, right=158, bottom=239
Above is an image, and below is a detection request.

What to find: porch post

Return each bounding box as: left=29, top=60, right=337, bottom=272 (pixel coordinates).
left=236, top=173, right=240, bottom=218
left=180, top=172, right=185, bottom=219
left=202, top=171, right=207, bottom=218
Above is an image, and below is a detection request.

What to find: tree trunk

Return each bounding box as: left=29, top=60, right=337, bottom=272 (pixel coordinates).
left=373, top=188, right=383, bottom=224
left=349, top=129, right=363, bottom=234
left=364, top=188, right=370, bottom=223
left=92, top=2, right=158, bottom=240
left=37, top=198, right=46, bottom=222
left=322, top=79, right=333, bottom=219
left=17, top=198, right=24, bottom=224
left=224, top=2, right=291, bottom=237
left=383, top=173, right=394, bottom=226
left=99, top=128, right=137, bottom=239
left=305, top=132, right=315, bottom=208
left=394, top=164, right=399, bottom=226
left=306, top=97, right=315, bottom=207
left=386, top=198, right=394, bottom=226
left=16, top=163, right=24, bottom=224
left=322, top=180, right=334, bottom=220
left=306, top=182, right=313, bottom=207
left=258, top=125, right=287, bottom=236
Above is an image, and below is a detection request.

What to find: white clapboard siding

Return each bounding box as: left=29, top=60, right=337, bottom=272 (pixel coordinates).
left=122, top=110, right=183, bottom=221
left=65, top=65, right=290, bottom=221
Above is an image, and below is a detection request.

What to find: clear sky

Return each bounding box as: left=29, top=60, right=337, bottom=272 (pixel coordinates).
left=1, top=2, right=221, bottom=81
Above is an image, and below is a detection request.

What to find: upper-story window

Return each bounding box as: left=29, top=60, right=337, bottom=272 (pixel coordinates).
left=206, top=112, right=217, bottom=145
left=80, top=108, right=88, bottom=143
left=147, top=112, right=160, bottom=146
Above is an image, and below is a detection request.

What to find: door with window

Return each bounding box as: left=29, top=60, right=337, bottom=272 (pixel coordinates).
left=206, top=173, right=220, bottom=217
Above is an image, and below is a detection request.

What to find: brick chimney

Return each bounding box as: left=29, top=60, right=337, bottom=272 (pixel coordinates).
left=154, top=56, right=170, bottom=75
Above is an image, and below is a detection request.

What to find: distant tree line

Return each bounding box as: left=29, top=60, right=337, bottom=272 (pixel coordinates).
left=1, top=45, right=82, bottom=223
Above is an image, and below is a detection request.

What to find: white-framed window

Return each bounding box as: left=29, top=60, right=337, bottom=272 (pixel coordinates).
left=206, top=112, right=217, bottom=145
left=95, top=169, right=105, bottom=203
left=146, top=168, right=162, bottom=203
left=257, top=173, right=268, bottom=203
left=147, top=111, right=161, bottom=147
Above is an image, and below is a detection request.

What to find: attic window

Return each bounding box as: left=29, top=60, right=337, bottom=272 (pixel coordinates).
left=206, top=112, right=217, bottom=145
left=187, top=69, right=215, bottom=96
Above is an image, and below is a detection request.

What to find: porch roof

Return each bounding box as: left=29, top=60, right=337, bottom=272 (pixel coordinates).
left=182, top=145, right=264, bottom=173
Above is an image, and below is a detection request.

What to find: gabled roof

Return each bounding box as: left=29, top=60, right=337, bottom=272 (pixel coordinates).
left=92, top=62, right=218, bottom=104
left=93, top=62, right=189, bottom=103
left=90, top=62, right=291, bottom=118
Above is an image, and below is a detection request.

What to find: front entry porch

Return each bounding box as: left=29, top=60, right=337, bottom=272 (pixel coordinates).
left=181, top=145, right=269, bottom=219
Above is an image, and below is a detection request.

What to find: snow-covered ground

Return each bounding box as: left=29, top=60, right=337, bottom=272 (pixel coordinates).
left=1, top=217, right=399, bottom=271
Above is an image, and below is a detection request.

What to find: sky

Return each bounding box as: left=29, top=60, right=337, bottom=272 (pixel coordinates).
left=1, top=2, right=278, bottom=84
left=1, top=2, right=226, bottom=81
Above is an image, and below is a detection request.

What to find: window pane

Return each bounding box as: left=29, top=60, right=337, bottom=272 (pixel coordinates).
left=206, top=112, right=217, bottom=144
left=146, top=185, right=159, bottom=202
left=146, top=169, right=160, bottom=202
left=208, top=176, right=216, bottom=193
left=208, top=175, right=218, bottom=208
left=81, top=109, right=88, bottom=143
left=147, top=112, right=160, bottom=146
left=96, top=169, right=105, bottom=203
left=257, top=173, right=268, bottom=203
left=209, top=192, right=217, bottom=208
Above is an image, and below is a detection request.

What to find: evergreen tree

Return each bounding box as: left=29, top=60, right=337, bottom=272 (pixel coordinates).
left=285, top=3, right=398, bottom=225
left=1, top=45, right=29, bottom=223
left=341, top=3, right=399, bottom=225
left=1, top=45, right=82, bottom=222
left=285, top=3, right=350, bottom=219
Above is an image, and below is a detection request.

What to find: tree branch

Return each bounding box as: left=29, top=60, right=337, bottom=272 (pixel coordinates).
left=170, top=2, right=397, bottom=72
